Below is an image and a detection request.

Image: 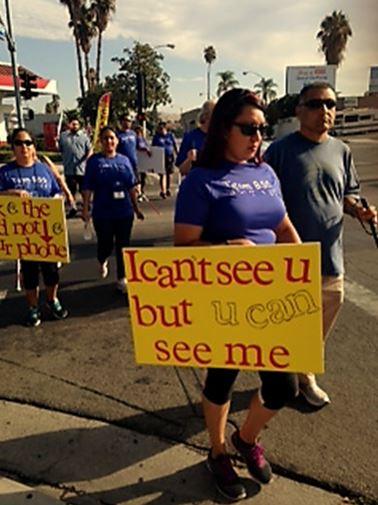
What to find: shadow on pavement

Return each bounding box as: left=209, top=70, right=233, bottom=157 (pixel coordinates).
left=0, top=283, right=127, bottom=328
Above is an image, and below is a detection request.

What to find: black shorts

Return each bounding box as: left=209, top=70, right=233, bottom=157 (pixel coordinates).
left=21, top=261, right=59, bottom=290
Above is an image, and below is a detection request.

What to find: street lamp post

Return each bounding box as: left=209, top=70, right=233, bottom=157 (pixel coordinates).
left=153, top=43, right=175, bottom=50
left=1, top=0, right=23, bottom=127
left=242, top=70, right=264, bottom=80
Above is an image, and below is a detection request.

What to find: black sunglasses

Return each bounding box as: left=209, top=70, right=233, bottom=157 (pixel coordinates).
left=233, top=123, right=268, bottom=136
left=301, top=99, right=336, bottom=110
left=14, top=139, right=34, bottom=147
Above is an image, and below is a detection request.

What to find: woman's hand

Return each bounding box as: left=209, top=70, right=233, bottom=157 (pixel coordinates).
left=135, top=209, right=145, bottom=220
left=226, top=238, right=255, bottom=246
left=13, top=189, right=30, bottom=198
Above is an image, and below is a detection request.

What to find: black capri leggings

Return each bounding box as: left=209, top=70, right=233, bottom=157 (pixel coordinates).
left=203, top=368, right=299, bottom=411
left=21, top=261, right=59, bottom=290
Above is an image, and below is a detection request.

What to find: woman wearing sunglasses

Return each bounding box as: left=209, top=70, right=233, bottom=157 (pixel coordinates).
left=0, top=128, right=68, bottom=327
left=82, top=126, right=144, bottom=294
left=174, top=89, right=301, bottom=501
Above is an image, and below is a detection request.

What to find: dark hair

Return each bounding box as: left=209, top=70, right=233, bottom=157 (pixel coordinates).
left=119, top=114, right=131, bottom=122
left=99, top=125, right=117, bottom=139
left=10, top=128, right=35, bottom=148
left=198, top=88, right=265, bottom=169
left=299, top=81, right=336, bottom=103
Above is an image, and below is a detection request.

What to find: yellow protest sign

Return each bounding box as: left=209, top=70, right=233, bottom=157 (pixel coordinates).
left=92, top=92, right=112, bottom=152
left=123, top=243, right=323, bottom=373
left=0, top=196, right=69, bottom=263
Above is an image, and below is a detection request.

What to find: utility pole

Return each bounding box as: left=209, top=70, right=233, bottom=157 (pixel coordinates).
left=1, top=0, right=23, bottom=127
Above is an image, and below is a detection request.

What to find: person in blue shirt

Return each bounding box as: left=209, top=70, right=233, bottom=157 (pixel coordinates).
left=0, top=128, right=68, bottom=327
left=176, top=100, right=215, bottom=176
left=117, top=114, right=138, bottom=175
left=174, top=89, right=301, bottom=501
left=152, top=121, right=178, bottom=198
left=264, top=81, right=377, bottom=407
left=82, top=126, right=144, bottom=294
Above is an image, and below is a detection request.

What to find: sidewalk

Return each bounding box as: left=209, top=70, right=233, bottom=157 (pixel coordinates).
left=0, top=401, right=346, bottom=505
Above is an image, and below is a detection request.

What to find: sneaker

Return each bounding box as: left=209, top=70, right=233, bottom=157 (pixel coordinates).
left=299, top=374, right=330, bottom=407
left=231, top=430, right=272, bottom=484
left=47, top=299, right=68, bottom=320
left=116, top=277, right=128, bottom=293
left=206, top=452, right=247, bottom=502
left=160, top=191, right=166, bottom=199
left=166, top=189, right=171, bottom=197
left=25, top=306, right=41, bottom=327
left=137, top=194, right=144, bottom=203
left=100, top=260, right=109, bottom=279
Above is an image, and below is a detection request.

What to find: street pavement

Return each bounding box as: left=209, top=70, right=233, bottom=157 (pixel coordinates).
left=1, top=143, right=378, bottom=505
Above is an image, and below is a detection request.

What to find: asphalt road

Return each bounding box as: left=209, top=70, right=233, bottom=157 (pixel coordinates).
left=0, top=136, right=377, bottom=504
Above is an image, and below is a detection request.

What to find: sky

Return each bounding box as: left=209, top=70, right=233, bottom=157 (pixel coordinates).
left=0, top=0, right=377, bottom=115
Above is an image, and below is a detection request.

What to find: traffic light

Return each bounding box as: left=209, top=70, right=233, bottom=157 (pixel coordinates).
left=19, top=71, right=38, bottom=100
left=136, top=71, right=146, bottom=114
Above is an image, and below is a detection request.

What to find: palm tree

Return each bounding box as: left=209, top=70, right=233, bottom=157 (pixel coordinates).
left=216, top=71, right=239, bottom=97
left=254, top=78, right=277, bottom=104
left=316, top=10, right=352, bottom=67
left=92, top=0, right=116, bottom=84
left=76, top=4, right=97, bottom=90
left=59, top=0, right=86, bottom=98
left=203, top=45, right=216, bottom=99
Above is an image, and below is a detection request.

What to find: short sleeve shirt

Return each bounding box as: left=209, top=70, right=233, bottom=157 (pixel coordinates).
left=175, top=161, right=286, bottom=245
left=264, top=132, right=360, bottom=275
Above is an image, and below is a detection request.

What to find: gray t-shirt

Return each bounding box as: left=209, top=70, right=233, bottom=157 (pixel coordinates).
left=59, top=130, right=92, bottom=176
left=264, top=132, right=360, bottom=276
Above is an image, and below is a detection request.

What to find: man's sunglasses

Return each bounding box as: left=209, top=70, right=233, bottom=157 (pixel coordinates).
left=14, top=139, right=34, bottom=147
left=301, top=99, right=336, bottom=110
left=233, top=123, right=268, bottom=136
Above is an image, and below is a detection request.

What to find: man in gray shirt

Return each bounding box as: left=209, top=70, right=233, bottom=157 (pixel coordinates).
left=59, top=119, right=92, bottom=216
left=265, top=82, right=377, bottom=407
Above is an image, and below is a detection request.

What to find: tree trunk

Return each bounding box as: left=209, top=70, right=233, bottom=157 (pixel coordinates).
left=84, top=52, right=91, bottom=91
left=96, top=31, right=103, bottom=85
left=67, top=1, right=86, bottom=98
left=74, top=34, right=86, bottom=98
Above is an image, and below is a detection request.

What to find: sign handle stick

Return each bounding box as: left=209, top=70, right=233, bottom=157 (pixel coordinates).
left=15, top=259, right=22, bottom=291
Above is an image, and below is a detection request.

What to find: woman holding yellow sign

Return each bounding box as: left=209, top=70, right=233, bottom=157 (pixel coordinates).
left=174, top=89, right=301, bottom=501
left=0, top=128, right=68, bottom=327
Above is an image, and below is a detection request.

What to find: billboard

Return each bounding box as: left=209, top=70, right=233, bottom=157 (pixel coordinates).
left=286, top=65, right=337, bottom=95
left=368, top=66, right=378, bottom=94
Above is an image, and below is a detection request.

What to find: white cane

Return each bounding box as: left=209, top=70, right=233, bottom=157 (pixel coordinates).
left=16, top=259, right=22, bottom=291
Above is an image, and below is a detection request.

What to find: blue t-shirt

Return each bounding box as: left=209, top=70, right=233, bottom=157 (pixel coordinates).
left=175, top=161, right=286, bottom=245
left=264, top=132, right=360, bottom=276
left=117, top=129, right=138, bottom=171
left=83, top=153, right=137, bottom=220
left=152, top=132, right=177, bottom=157
left=176, top=128, right=206, bottom=167
left=0, top=160, right=61, bottom=197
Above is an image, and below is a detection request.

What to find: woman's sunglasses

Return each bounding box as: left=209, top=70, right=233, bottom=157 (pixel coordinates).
left=14, top=139, right=34, bottom=147
left=233, top=123, right=268, bottom=136
left=301, top=99, right=336, bottom=110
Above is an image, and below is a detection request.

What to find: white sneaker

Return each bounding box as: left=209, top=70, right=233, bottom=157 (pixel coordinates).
left=299, top=374, right=330, bottom=407
left=116, top=277, right=128, bottom=293
left=100, top=261, right=109, bottom=279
